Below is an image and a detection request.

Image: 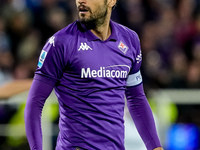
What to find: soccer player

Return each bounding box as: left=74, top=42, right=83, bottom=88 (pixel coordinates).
left=25, top=0, right=163, bottom=150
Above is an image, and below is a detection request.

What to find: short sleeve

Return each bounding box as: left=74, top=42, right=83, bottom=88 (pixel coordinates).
left=126, top=33, right=143, bottom=87
left=35, top=35, right=65, bottom=86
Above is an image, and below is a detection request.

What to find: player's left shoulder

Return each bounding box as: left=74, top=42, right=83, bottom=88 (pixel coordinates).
left=111, top=21, right=140, bottom=55
left=112, top=21, right=139, bottom=41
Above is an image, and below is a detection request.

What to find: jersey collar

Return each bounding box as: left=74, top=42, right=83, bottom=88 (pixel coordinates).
left=77, top=20, right=118, bottom=42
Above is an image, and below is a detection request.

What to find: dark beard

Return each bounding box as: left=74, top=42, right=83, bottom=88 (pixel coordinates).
left=81, top=19, right=97, bottom=30
left=78, top=1, right=108, bottom=30
left=80, top=10, right=107, bottom=30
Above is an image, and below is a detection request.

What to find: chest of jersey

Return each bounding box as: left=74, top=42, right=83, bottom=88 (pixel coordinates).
left=66, top=40, right=133, bottom=80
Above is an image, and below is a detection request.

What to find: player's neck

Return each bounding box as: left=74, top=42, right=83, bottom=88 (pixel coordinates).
left=90, top=14, right=111, bottom=41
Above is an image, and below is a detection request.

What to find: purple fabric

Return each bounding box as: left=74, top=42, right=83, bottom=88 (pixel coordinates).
left=125, top=84, right=161, bottom=150
left=25, top=78, right=54, bottom=150
left=25, top=20, right=161, bottom=150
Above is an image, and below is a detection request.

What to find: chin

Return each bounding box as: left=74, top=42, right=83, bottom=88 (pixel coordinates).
left=79, top=18, right=96, bottom=29
left=79, top=18, right=86, bottom=23
left=79, top=17, right=90, bottom=23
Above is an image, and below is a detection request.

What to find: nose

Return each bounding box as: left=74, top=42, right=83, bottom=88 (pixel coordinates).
left=77, top=0, right=86, bottom=5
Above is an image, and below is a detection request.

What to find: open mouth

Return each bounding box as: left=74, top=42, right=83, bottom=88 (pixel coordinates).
left=78, top=5, right=89, bottom=13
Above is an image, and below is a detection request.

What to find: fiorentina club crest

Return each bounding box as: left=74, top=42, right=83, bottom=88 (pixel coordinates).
left=118, top=41, right=129, bottom=54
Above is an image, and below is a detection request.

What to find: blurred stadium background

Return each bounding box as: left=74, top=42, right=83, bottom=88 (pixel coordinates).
left=0, top=0, right=200, bottom=149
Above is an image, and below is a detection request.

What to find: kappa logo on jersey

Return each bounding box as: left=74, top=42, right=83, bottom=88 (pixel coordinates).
left=38, top=50, right=47, bottom=68
left=78, top=42, right=92, bottom=51
left=48, top=36, right=55, bottom=47
left=136, top=50, right=142, bottom=63
left=118, top=41, right=129, bottom=54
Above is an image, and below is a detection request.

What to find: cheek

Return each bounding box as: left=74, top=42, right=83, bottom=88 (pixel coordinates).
left=75, top=0, right=79, bottom=7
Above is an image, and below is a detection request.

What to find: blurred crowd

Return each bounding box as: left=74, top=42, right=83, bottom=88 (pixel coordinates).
left=0, top=0, right=200, bottom=149
left=0, top=0, right=200, bottom=89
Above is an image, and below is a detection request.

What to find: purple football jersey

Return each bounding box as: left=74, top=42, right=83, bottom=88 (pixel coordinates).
left=35, top=20, right=142, bottom=150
